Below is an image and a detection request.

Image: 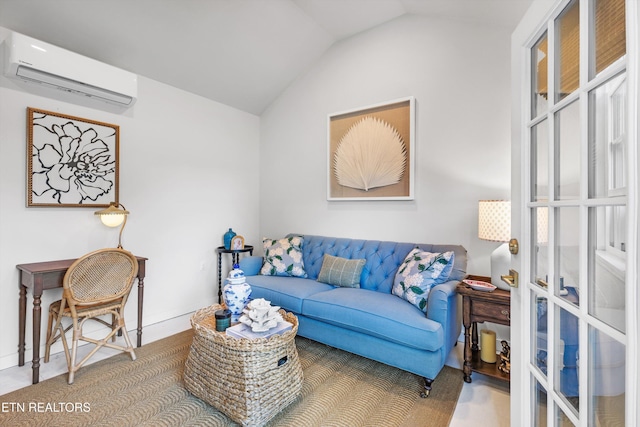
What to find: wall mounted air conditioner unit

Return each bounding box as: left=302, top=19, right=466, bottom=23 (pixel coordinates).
left=4, top=31, right=137, bottom=107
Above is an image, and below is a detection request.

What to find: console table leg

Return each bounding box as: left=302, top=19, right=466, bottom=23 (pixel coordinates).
left=18, top=285, right=26, bottom=366
left=31, top=293, right=42, bottom=384
left=137, top=277, right=145, bottom=348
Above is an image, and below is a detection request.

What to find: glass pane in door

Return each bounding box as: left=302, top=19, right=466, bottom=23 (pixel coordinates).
left=534, top=378, right=548, bottom=426
left=534, top=294, right=549, bottom=375
left=588, top=206, right=626, bottom=332
left=589, top=74, right=627, bottom=198
left=533, top=120, right=549, bottom=202
left=554, top=404, right=576, bottom=426
left=533, top=207, right=549, bottom=288
left=556, top=0, right=580, bottom=101
left=555, top=306, right=579, bottom=413
left=533, top=32, right=549, bottom=118
left=556, top=207, right=579, bottom=304
left=589, top=326, right=625, bottom=426
left=556, top=102, right=580, bottom=200
left=593, top=0, right=626, bottom=76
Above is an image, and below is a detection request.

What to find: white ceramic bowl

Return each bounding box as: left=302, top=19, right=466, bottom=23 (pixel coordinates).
left=463, top=279, right=497, bottom=292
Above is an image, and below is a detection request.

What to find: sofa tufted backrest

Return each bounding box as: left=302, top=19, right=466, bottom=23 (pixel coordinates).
left=296, top=234, right=467, bottom=293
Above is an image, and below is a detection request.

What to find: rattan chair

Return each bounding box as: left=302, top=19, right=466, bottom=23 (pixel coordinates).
left=44, top=248, right=139, bottom=384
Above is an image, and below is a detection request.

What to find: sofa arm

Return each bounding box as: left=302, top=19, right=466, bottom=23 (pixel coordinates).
left=426, top=279, right=461, bottom=351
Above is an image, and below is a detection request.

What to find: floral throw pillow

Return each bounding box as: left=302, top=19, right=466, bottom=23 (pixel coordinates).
left=392, top=248, right=455, bottom=312
left=260, top=236, right=307, bottom=278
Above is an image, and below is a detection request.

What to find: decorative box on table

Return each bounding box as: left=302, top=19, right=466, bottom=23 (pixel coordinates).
left=183, top=304, right=303, bottom=427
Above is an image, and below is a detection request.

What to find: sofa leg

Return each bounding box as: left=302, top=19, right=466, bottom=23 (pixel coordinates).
left=420, top=377, right=433, bottom=398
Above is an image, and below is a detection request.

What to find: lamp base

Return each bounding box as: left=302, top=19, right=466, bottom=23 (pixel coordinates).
left=491, top=243, right=511, bottom=291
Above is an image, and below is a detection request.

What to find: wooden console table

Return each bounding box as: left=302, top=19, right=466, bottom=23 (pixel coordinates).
left=16, top=255, right=148, bottom=384
left=457, top=275, right=510, bottom=383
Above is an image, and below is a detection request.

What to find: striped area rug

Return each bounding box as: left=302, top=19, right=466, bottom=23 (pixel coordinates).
left=0, top=329, right=462, bottom=426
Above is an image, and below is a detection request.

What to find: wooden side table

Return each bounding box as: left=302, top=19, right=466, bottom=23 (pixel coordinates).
left=456, top=275, right=511, bottom=383
left=216, top=245, right=253, bottom=302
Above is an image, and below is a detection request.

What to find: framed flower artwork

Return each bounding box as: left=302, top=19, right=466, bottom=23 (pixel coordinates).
left=27, top=107, right=119, bottom=207
left=327, top=97, right=415, bottom=201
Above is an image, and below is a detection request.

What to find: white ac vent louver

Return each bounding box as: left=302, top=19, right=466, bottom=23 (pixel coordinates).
left=4, top=32, right=137, bottom=107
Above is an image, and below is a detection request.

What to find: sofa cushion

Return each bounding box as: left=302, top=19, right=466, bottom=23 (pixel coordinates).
left=302, top=287, right=443, bottom=352
left=260, top=236, right=307, bottom=278
left=317, top=254, right=365, bottom=288
left=238, top=256, right=263, bottom=276
left=246, top=275, right=333, bottom=314
left=391, top=249, right=455, bottom=312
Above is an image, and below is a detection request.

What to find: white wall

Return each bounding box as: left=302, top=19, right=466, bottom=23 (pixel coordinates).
left=260, top=14, right=512, bottom=276
left=0, top=26, right=261, bottom=369
left=0, top=13, right=516, bottom=371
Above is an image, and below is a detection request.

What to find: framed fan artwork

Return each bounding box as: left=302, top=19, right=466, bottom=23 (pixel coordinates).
left=327, top=97, right=415, bottom=201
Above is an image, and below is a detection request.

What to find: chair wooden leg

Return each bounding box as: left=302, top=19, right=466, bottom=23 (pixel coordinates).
left=67, top=322, right=81, bottom=384
left=120, top=319, right=137, bottom=361
left=112, top=313, right=118, bottom=342
left=44, top=310, right=54, bottom=363
left=59, top=323, right=71, bottom=368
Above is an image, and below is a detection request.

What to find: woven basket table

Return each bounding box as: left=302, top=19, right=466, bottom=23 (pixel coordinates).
left=184, top=304, right=303, bottom=427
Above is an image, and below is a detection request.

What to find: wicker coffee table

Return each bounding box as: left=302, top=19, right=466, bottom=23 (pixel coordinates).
left=184, top=304, right=303, bottom=427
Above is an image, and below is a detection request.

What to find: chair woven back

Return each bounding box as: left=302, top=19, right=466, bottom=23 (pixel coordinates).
left=63, top=248, right=138, bottom=305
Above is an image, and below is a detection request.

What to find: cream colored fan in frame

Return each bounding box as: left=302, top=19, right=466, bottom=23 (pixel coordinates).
left=333, top=116, right=406, bottom=191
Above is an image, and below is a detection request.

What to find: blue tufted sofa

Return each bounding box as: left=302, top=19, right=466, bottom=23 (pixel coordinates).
left=239, top=234, right=467, bottom=397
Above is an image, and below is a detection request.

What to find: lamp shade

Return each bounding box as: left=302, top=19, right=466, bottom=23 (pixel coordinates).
left=478, top=200, right=512, bottom=291
left=95, top=203, right=129, bottom=227
left=478, top=200, right=511, bottom=242
left=95, top=202, right=130, bottom=249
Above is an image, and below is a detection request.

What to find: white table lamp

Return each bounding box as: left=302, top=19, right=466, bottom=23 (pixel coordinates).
left=95, top=202, right=129, bottom=249
left=478, top=200, right=511, bottom=291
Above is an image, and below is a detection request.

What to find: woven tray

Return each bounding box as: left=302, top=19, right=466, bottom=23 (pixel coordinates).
left=183, top=304, right=303, bottom=427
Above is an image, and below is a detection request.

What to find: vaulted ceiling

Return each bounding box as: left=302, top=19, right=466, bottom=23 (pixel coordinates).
left=0, top=0, right=532, bottom=115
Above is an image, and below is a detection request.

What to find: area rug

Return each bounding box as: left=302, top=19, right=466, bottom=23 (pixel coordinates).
left=0, top=329, right=463, bottom=426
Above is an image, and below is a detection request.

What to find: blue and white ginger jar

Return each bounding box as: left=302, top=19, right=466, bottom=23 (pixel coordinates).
left=223, top=264, right=252, bottom=322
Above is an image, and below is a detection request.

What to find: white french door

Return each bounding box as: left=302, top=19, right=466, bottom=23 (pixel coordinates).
left=511, top=0, right=638, bottom=425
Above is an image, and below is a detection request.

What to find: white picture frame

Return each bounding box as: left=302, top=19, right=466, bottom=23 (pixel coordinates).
left=327, top=97, right=415, bottom=201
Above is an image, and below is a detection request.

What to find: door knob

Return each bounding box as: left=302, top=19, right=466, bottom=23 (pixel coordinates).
left=508, top=238, right=519, bottom=254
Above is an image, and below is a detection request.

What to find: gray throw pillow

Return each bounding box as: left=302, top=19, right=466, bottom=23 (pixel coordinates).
left=317, top=254, right=366, bottom=288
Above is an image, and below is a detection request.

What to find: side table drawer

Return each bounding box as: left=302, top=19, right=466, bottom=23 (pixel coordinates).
left=471, top=300, right=510, bottom=325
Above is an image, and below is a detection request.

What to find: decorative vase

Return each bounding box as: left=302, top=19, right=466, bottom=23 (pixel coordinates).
left=223, top=282, right=252, bottom=322
left=223, top=228, right=236, bottom=250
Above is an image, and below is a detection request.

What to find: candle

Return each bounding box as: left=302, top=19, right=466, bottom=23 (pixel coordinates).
left=215, top=309, right=231, bottom=332
left=480, top=329, right=497, bottom=363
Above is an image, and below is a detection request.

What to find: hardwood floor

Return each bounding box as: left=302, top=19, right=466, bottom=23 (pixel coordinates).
left=0, top=314, right=510, bottom=426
